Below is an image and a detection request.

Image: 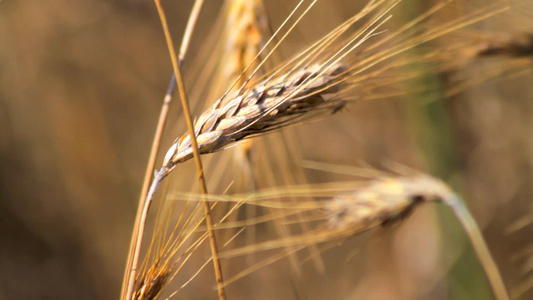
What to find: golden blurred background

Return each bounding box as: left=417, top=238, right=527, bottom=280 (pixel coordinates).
left=1, top=0, right=532, bottom=299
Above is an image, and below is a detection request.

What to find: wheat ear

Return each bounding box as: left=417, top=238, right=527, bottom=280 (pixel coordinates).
left=154, top=62, right=349, bottom=188
left=330, top=174, right=509, bottom=300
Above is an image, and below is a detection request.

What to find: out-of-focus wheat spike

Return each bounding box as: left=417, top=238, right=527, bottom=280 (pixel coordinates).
left=472, top=33, right=533, bottom=58
left=212, top=174, right=452, bottom=259
left=432, top=31, right=532, bottom=96
left=210, top=0, right=270, bottom=245
left=133, top=196, right=215, bottom=299
left=182, top=172, right=508, bottom=300
left=221, top=0, right=269, bottom=91
left=195, top=0, right=272, bottom=109
left=332, top=175, right=509, bottom=300
left=325, top=174, right=452, bottom=229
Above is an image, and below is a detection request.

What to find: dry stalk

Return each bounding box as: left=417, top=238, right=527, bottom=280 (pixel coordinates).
left=151, top=0, right=227, bottom=300
left=121, top=0, right=205, bottom=299
left=460, top=6, right=533, bottom=299
left=125, top=0, right=228, bottom=299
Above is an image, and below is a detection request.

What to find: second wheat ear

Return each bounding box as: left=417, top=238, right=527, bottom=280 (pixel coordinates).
left=330, top=175, right=509, bottom=300
left=192, top=173, right=509, bottom=300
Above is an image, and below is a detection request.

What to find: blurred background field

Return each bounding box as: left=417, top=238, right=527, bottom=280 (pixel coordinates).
left=1, top=0, right=532, bottom=299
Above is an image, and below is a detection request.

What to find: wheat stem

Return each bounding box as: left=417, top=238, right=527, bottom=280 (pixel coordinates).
left=153, top=1, right=226, bottom=300
left=179, top=0, right=205, bottom=64
left=121, top=78, right=174, bottom=300
left=444, top=195, right=510, bottom=300
left=121, top=0, right=207, bottom=299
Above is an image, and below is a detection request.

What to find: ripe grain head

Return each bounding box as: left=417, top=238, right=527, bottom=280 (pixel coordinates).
left=161, top=62, right=348, bottom=173
left=326, top=174, right=453, bottom=230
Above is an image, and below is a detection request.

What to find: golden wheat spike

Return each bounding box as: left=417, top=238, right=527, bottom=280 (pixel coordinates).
left=161, top=63, right=347, bottom=170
